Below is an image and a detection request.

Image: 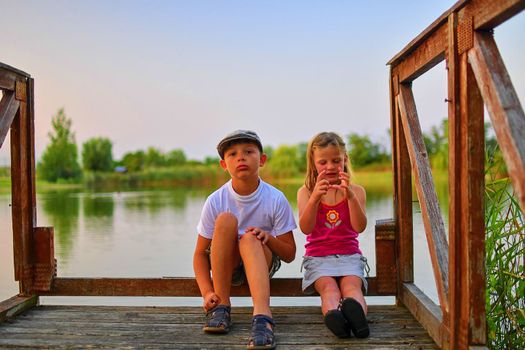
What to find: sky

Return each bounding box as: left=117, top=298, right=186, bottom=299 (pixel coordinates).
left=1, top=0, right=524, bottom=163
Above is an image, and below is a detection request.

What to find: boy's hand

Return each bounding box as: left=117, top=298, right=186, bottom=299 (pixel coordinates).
left=312, top=170, right=330, bottom=201
left=246, top=226, right=270, bottom=244
left=203, top=291, right=221, bottom=311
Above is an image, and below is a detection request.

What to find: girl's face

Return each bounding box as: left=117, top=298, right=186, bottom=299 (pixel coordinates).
left=312, top=145, right=346, bottom=184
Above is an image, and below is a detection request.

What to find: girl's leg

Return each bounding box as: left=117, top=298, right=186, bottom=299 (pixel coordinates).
left=314, top=277, right=342, bottom=315
left=239, top=232, right=273, bottom=317
left=210, top=212, right=241, bottom=307
left=339, top=275, right=367, bottom=314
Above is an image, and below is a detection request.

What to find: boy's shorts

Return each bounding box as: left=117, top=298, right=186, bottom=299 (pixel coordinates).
left=206, top=247, right=281, bottom=286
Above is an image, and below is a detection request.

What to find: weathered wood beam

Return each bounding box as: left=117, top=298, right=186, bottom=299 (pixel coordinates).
left=391, top=25, right=447, bottom=83
left=394, top=98, right=414, bottom=289
left=375, top=219, right=397, bottom=295
left=400, top=282, right=446, bottom=348
left=447, top=12, right=462, bottom=349
left=41, top=277, right=385, bottom=297
left=469, top=31, right=525, bottom=212
left=459, top=51, right=486, bottom=347
left=389, top=0, right=525, bottom=82
left=0, top=63, right=30, bottom=90
left=10, top=79, right=36, bottom=294
left=0, top=91, right=20, bottom=148
left=0, top=295, right=38, bottom=323
left=397, top=84, right=449, bottom=312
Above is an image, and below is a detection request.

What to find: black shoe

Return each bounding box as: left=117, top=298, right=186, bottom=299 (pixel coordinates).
left=324, top=309, right=351, bottom=338
left=340, top=298, right=369, bottom=338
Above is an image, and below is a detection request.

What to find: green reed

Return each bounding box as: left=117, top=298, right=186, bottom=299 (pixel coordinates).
left=485, top=154, right=524, bottom=349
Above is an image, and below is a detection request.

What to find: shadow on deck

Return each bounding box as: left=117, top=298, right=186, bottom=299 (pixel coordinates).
left=0, top=305, right=437, bottom=349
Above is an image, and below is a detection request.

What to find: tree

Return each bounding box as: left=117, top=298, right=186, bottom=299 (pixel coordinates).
left=82, top=137, right=113, bottom=172
left=37, top=108, right=81, bottom=182
left=121, top=150, right=145, bottom=172
left=347, top=133, right=388, bottom=168
left=144, top=147, right=166, bottom=168
left=166, top=149, right=187, bottom=166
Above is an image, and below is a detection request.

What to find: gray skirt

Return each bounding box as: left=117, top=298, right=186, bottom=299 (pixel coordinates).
left=301, top=254, right=368, bottom=295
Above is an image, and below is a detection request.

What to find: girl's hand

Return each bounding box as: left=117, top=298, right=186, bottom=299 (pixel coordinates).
left=333, top=170, right=356, bottom=200
left=246, top=226, right=270, bottom=244
left=203, top=291, right=221, bottom=311
left=312, top=170, right=330, bottom=201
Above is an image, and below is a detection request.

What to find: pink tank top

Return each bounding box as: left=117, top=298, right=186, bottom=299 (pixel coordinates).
left=304, top=199, right=362, bottom=257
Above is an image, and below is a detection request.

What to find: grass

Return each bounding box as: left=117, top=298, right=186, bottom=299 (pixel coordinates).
left=485, top=176, right=524, bottom=349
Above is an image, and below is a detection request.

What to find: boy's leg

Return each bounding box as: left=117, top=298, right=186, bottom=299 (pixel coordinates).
left=239, top=233, right=273, bottom=316
left=210, top=212, right=241, bottom=307
left=314, top=277, right=342, bottom=315
left=339, top=276, right=367, bottom=314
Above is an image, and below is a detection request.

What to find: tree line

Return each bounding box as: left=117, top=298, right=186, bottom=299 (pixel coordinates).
left=36, top=108, right=500, bottom=183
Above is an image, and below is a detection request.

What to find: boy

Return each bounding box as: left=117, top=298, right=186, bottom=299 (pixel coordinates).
left=193, top=130, right=296, bottom=350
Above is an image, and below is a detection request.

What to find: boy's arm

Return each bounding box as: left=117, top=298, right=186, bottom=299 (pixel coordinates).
left=265, top=231, right=295, bottom=263
left=193, top=235, right=214, bottom=301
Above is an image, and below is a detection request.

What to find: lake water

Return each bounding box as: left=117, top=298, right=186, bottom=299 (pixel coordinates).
left=0, top=181, right=441, bottom=306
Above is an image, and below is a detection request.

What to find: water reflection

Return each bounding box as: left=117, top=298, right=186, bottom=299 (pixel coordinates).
left=1, top=175, right=450, bottom=305
left=39, top=190, right=80, bottom=263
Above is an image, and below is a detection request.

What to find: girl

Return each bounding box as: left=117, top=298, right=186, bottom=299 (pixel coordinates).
left=297, top=132, right=369, bottom=338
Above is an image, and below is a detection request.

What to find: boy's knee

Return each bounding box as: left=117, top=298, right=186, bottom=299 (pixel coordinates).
left=215, top=212, right=238, bottom=231
left=239, top=231, right=259, bottom=247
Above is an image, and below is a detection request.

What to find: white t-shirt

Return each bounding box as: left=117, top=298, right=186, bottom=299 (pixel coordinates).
left=197, top=179, right=296, bottom=239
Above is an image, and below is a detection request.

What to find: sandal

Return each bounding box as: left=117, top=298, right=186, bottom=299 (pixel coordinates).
left=324, top=309, right=351, bottom=338
left=203, top=304, right=232, bottom=333
left=247, top=314, right=276, bottom=350
left=340, top=297, right=369, bottom=338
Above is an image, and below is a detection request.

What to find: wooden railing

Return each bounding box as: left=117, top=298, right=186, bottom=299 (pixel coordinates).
left=388, top=0, right=525, bottom=349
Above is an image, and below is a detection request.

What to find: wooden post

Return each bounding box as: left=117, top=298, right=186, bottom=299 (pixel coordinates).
left=447, top=12, right=461, bottom=350
left=10, top=78, right=36, bottom=295
left=392, top=82, right=414, bottom=300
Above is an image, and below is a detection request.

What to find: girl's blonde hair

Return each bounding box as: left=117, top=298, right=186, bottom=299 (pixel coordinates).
left=304, top=132, right=352, bottom=192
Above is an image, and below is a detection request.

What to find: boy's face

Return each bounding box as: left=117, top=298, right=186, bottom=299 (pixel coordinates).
left=220, top=142, right=266, bottom=180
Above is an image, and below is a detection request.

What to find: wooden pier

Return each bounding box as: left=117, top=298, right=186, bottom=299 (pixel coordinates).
left=1, top=1, right=524, bottom=349
left=1, top=301, right=437, bottom=349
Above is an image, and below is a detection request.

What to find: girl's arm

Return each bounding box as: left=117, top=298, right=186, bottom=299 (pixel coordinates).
left=298, top=185, right=321, bottom=234
left=346, top=184, right=367, bottom=233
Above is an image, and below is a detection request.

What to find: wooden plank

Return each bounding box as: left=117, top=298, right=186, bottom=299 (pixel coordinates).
left=0, top=90, right=20, bottom=148
left=468, top=31, right=525, bottom=212
left=0, top=62, right=31, bottom=78
left=394, top=98, right=413, bottom=288
left=375, top=219, right=397, bottom=294
left=0, top=295, right=38, bottom=323
left=459, top=49, right=486, bottom=347
left=0, top=305, right=438, bottom=349
left=447, top=11, right=462, bottom=350
left=397, top=84, right=449, bottom=312
left=388, top=0, right=525, bottom=82
left=41, top=277, right=386, bottom=297
left=391, top=24, right=447, bottom=83
left=10, top=87, right=35, bottom=293
left=400, top=283, right=444, bottom=348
